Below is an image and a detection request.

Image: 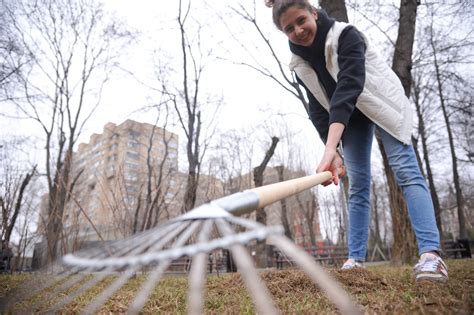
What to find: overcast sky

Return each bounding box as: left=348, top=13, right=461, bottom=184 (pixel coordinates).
left=82, top=0, right=326, bottom=172
left=1, top=0, right=402, bottom=190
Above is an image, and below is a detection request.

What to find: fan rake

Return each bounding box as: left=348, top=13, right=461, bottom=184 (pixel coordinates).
left=1, top=171, right=361, bottom=314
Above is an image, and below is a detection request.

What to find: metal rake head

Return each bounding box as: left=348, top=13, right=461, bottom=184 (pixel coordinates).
left=1, top=172, right=361, bottom=314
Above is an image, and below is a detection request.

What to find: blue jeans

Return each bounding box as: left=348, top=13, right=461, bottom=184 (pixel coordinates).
left=341, top=121, right=440, bottom=261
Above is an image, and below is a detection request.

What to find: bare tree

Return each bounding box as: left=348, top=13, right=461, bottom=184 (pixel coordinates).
left=0, top=140, right=37, bottom=251
left=295, top=190, right=320, bottom=248
left=156, top=0, right=221, bottom=213
left=253, top=136, right=279, bottom=223
left=275, top=165, right=292, bottom=239
left=253, top=136, right=279, bottom=267
left=139, top=112, right=178, bottom=231
left=224, top=1, right=308, bottom=112
left=0, top=0, right=29, bottom=100
left=427, top=13, right=468, bottom=239
left=369, top=180, right=383, bottom=248
left=2, top=0, right=132, bottom=262
left=385, top=0, right=419, bottom=263
left=0, top=167, right=36, bottom=249
left=0, top=137, right=41, bottom=271
left=206, top=129, right=256, bottom=196
left=411, top=67, right=442, bottom=234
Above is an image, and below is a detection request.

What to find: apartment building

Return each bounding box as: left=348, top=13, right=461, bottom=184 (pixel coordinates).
left=63, top=119, right=180, bottom=242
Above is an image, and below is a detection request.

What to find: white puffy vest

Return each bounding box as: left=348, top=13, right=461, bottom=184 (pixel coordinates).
left=289, top=21, right=413, bottom=145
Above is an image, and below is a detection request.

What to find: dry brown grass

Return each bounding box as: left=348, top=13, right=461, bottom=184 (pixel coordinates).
left=1, top=258, right=472, bottom=314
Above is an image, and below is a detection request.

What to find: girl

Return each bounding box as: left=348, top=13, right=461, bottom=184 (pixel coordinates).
left=265, top=0, right=448, bottom=283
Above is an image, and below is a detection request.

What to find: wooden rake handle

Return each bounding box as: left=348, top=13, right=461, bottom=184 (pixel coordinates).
left=213, top=169, right=344, bottom=217
left=250, top=171, right=332, bottom=209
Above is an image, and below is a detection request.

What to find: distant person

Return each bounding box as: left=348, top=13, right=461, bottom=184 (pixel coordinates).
left=264, top=0, right=447, bottom=282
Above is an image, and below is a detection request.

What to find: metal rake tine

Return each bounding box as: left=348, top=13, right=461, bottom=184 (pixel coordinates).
left=25, top=221, right=184, bottom=304
left=225, top=215, right=264, bottom=229
left=99, top=223, right=177, bottom=257
left=126, top=220, right=203, bottom=315
left=216, top=218, right=280, bottom=315
left=36, top=221, right=186, bottom=313
left=229, top=216, right=361, bottom=314
left=82, top=220, right=197, bottom=315
left=95, top=221, right=185, bottom=261
left=60, top=220, right=186, bottom=272
left=68, top=221, right=183, bottom=263
left=268, top=235, right=362, bottom=315
left=187, top=219, right=214, bottom=315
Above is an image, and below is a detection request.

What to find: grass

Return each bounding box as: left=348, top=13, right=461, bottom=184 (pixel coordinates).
left=1, top=259, right=473, bottom=314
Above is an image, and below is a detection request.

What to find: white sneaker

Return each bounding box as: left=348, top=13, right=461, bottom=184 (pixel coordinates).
left=341, top=258, right=365, bottom=270
left=413, top=252, right=448, bottom=283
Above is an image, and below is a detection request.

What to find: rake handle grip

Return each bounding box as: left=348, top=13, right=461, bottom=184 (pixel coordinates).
left=250, top=171, right=332, bottom=209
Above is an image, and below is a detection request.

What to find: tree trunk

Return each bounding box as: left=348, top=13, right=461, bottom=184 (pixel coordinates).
left=339, top=176, right=349, bottom=245
left=318, top=0, right=348, bottom=22
left=413, top=83, right=442, bottom=235
left=46, top=149, right=73, bottom=263
left=275, top=165, right=292, bottom=240
left=253, top=136, right=279, bottom=268
left=253, top=136, right=280, bottom=225
left=3, top=166, right=36, bottom=246
left=411, top=136, right=425, bottom=178
left=307, top=198, right=318, bottom=248
left=295, top=195, right=317, bottom=248
left=430, top=39, right=466, bottom=239
left=378, top=139, right=417, bottom=263
left=386, top=0, right=419, bottom=264
left=371, top=181, right=383, bottom=247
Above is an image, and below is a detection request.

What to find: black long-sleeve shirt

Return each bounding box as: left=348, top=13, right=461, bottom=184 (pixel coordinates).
left=289, top=10, right=370, bottom=143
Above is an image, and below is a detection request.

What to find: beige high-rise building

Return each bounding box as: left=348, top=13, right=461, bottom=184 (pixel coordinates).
left=63, top=119, right=180, bottom=243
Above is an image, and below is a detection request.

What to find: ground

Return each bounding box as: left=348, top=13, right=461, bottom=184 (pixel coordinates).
left=0, top=258, right=472, bottom=314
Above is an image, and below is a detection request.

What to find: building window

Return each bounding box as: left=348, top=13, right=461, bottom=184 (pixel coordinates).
left=125, top=171, right=139, bottom=182
left=124, top=196, right=136, bottom=205
left=129, top=130, right=141, bottom=140
left=93, top=141, right=102, bottom=151
left=168, top=140, right=178, bottom=149
left=126, top=151, right=140, bottom=160
left=107, top=154, right=118, bottom=162
left=128, top=141, right=140, bottom=148
left=125, top=162, right=139, bottom=170
left=126, top=184, right=138, bottom=194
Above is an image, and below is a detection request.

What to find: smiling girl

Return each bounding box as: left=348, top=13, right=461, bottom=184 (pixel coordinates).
left=265, top=0, right=448, bottom=283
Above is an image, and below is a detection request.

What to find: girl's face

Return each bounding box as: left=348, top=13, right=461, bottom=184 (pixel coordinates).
left=279, top=6, right=318, bottom=47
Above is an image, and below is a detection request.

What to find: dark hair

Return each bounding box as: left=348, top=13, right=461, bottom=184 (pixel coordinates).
left=264, top=0, right=315, bottom=30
